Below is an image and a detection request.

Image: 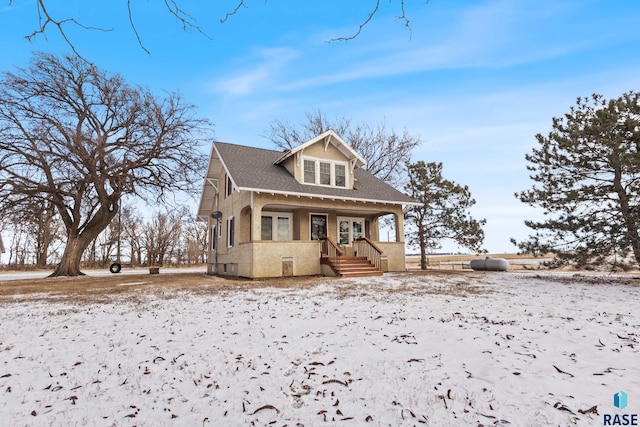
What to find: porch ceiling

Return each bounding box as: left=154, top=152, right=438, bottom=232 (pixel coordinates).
left=261, top=203, right=396, bottom=217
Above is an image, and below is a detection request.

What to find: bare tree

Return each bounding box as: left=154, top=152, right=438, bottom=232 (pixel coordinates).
left=0, top=52, right=211, bottom=276
left=183, top=218, right=207, bottom=264
left=265, top=110, right=421, bottom=186
left=10, top=1, right=418, bottom=57
left=120, top=205, right=144, bottom=267
left=142, top=209, right=184, bottom=266
left=2, top=200, right=63, bottom=268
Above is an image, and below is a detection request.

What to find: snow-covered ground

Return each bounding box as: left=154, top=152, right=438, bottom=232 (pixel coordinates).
left=1, top=271, right=638, bottom=426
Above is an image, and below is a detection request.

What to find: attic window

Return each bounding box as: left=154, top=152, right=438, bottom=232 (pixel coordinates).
left=320, top=162, right=331, bottom=185
left=335, top=164, right=346, bottom=187
left=302, top=156, right=348, bottom=188
left=303, top=160, right=316, bottom=184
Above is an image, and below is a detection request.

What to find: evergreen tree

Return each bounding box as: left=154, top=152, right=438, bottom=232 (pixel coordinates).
left=405, top=161, right=486, bottom=269
left=515, top=92, right=640, bottom=268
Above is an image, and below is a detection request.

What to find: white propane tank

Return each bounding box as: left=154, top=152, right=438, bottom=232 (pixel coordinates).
left=469, top=256, right=509, bottom=271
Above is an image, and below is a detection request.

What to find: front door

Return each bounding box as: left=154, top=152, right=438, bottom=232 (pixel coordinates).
left=310, top=214, right=327, bottom=240
left=338, top=217, right=365, bottom=246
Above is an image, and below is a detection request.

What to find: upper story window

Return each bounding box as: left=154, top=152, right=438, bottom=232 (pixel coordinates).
left=335, top=164, right=346, bottom=187
left=302, top=157, right=348, bottom=188
left=303, top=160, right=316, bottom=184
left=225, top=173, right=234, bottom=198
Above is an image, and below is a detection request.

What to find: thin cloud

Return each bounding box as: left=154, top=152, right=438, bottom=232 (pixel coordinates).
left=212, top=47, right=298, bottom=96
left=221, top=0, right=617, bottom=94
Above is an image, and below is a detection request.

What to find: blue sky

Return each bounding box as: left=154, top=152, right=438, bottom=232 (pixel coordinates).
left=2, top=0, right=640, bottom=254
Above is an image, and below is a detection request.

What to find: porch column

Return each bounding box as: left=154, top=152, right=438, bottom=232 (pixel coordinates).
left=395, top=207, right=405, bottom=243
left=251, top=196, right=264, bottom=242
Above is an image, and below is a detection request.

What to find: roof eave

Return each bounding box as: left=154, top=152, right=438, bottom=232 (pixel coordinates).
left=239, top=186, right=420, bottom=207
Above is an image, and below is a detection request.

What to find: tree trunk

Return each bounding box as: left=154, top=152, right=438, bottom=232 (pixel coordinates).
left=51, top=203, right=118, bottom=277
left=51, top=235, right=92, bottom=276
left=418, top=225, right=428, bottom=270
left=613, top=166, right=640, bottom=265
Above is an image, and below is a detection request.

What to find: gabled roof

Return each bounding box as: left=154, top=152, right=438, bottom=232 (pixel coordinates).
left=198, top=140, right=417, bottom=220
left=273, top=130, right=367, bottom=168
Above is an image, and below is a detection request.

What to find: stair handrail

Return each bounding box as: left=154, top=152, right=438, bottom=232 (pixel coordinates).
left=321, top=237, right=344, bottom=258
left=354, top=237, right=383, bottom=270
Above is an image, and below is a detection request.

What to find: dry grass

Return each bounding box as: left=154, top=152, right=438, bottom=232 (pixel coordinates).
left=0, top=269, right=497, bottom=304
left=0, top=272, right=342, bottom=302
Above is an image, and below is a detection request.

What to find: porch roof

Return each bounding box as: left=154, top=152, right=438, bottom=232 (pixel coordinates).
left=200, top=141, right=418, bottom=214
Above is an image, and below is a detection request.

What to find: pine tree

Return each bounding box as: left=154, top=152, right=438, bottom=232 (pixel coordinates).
left=405, top=161, right=486, bottom=269
left=515, top=92, right=640, bottom=268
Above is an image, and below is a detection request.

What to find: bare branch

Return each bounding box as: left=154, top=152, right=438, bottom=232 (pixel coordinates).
left=397, top=0, right=413, bottom=40
left=329, top=0, right=418, bottom=43
left=127, top=0, right=150, bottom=55
left=27, top=0, right=113, bottom=58
left=329, top=0, right=380, bottom=42
left=163, top=0, right=211, bottom=39
left=220, top=0, right=248, bottom=24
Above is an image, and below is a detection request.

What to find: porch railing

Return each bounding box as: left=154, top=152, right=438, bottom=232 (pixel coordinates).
left=354, top=237, right=384, bottom=270
left=321, top=237, right=343, bottom=258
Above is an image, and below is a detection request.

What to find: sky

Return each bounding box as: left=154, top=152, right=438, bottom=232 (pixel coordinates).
left=2, top=0, right=640, bottom=254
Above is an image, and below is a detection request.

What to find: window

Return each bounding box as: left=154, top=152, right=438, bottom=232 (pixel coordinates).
left=210, top=223, right=223, bottom=250
left=302, top=157, right=349, bottom=188
left=261, top=212, right=292, bottom=240
left=319, top=162, right=331, bottom=185
left=335, top=164, right=346, bottom=187
left=310, top=214, right=327, bottom=240
left=338, top=219, right=350, bottom=246
left=303, top=160, right=316, bottom=184
left=337, top=217, right=365, bottom=246
left=261, top=216, right=273, bottom=240
left=225, top=174, right=233, bottom=198
left=227, top=216, right=235, bottom=247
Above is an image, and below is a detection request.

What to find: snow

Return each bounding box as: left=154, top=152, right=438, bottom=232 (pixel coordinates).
left=1, top=271, right=639, bottom=426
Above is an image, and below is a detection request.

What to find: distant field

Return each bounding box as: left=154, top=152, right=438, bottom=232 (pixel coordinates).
left=406, top=253, right=556, bottom=271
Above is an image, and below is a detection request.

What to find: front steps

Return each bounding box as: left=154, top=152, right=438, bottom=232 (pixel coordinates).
left=321, top=256, right=383, bottom=278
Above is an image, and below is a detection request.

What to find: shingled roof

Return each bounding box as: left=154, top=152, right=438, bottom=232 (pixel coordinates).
left=219, top=141, right=415, bottom=201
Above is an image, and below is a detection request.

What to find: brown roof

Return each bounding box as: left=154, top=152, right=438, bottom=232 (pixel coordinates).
left=214, top=142, right=416, bottom=205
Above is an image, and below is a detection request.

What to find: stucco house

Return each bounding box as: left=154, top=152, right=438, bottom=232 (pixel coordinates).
left=197, top=130, right=419, bottom=278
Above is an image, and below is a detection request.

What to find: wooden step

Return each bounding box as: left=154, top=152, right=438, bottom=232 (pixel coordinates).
left=321, top=256, right=383, bottom=277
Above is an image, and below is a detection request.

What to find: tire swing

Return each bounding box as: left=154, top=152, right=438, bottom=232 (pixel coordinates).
left=109, top=262, right=122, bottom=274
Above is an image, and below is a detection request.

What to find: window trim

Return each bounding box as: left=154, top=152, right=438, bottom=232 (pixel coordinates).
left=261, top=211, right=293, bottom=241
left=301, top=156, right=349, bottom=188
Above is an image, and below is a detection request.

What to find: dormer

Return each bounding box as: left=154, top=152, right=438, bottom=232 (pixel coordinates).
left=273, top=130, right=366, bottom=190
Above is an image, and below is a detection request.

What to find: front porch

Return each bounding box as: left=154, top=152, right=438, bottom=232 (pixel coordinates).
left=208, top=239, right=407, bottom=279
left=208, top=191, right=408, bottom=279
